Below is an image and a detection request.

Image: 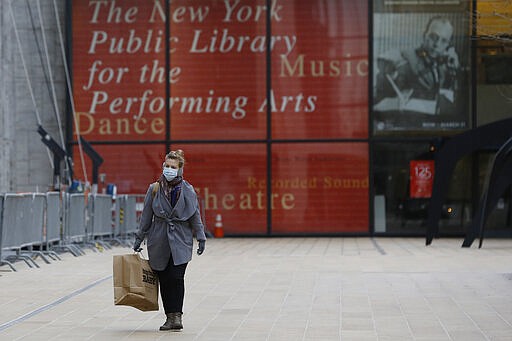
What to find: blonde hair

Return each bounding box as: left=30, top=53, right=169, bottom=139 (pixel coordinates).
left=165, top=149, right=185, bottom=168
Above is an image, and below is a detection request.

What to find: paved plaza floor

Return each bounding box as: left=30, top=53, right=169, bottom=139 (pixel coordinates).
left=1, top=237, right=512, bottom=340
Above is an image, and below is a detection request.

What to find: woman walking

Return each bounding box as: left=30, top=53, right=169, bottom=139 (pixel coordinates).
left=133, top=149, right=206, bottom=331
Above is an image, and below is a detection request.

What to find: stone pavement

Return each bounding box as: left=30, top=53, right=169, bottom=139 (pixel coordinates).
left=1, top=237, right=512, bottom=340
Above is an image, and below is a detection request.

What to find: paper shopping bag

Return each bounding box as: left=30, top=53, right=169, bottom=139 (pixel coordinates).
left=113, top=253, right=159, bottom=311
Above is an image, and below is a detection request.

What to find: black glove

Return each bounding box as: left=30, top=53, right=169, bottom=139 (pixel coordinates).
left=133, top=237, right=143, bottom=252
left=197, top=240, right=205, bottom=255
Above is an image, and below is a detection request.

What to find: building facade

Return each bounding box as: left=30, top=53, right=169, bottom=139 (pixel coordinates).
left=2, top=0, right=511, bottom=237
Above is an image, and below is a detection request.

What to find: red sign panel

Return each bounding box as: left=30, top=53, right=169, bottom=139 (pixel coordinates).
left=409, top=160, right=435, bottom=198
left=71, top=144, right=167, bottom=194
left=171, top=144, right=268, bottom=235
left=72, top=1, right=368, bottom=141
left=272, top=2, right=369, bottom=139
left=272, top=143, right=369, bottom=233
left=72, top=1, right=167, bottom=141
left=71, top=1, right=370, bottom=234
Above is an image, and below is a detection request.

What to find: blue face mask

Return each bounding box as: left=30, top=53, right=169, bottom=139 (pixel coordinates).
left=163, top=167, right=178, bottom=181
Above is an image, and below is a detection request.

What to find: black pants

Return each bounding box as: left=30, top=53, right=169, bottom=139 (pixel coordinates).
left=155, top=253, right=188, bottom=314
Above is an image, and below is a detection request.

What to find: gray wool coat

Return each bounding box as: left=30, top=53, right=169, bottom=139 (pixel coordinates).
left=135, top=180, right=206, bottom=270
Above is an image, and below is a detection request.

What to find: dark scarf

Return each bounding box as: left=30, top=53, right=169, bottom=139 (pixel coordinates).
left=158, top=174, right=183, bottom=207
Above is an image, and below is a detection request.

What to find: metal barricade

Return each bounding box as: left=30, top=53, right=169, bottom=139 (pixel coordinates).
left=0, top=190, right=148, bottom=272
left=110, top=194, right=136, bottom=246
left=63, top=193, right=90, bottom=253
left=88, top=194, right=113, bottom=249
left=0, top=195, right=14, bottom=271
left=0, top=194, right=38, bottom=269
left=112, top=195, right=126, bottom=246
left=112, top=196, right=122, bottom=239
left=64, top=193, right=86, bottom=241
left=125, top=195, right=140, bottom=236
left=43, top=192, right=63, bottom=260
left=20, top=193, right=52, bottom=264
left=45, top=192, right=61, bottom=245
left=0, top=190, right=143, bottom=271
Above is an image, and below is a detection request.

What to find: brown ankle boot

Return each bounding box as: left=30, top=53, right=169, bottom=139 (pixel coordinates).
left=159, top=313, right=173, bottom=331
left=159, top=313, right=183, bottom=331
left=170, top=312, right=183, bottom=330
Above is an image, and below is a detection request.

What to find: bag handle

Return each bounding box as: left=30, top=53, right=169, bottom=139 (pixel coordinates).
left=135, top=240, right=150, bottom=260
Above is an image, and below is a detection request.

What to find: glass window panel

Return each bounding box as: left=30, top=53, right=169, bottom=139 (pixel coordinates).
left=474, top=151, right=512, bottom=237
left=72, top=1, right=167, bottom=142
left=272, top=1, right=369, bottom=140
left=476, top=84, right=512, bottom=126
left=169, top=0, right=267, bottom=140
left=372, top=142, right=471, bottom=234
left=272, top=143, right=369, bottom=234
left=475, top=1, right=512, bottom=126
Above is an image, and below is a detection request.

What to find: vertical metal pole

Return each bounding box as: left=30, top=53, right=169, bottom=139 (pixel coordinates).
left=471, top=0, right=479, bottom=236
left=265, top=0, right=272, bottom=235
left=368, top=0, right=374, bottom=235
left=471, top=0, right=477, bottom=129
left=65, top=0, right=73, bottom=179
left=165, top=0, right=171, bottom=153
